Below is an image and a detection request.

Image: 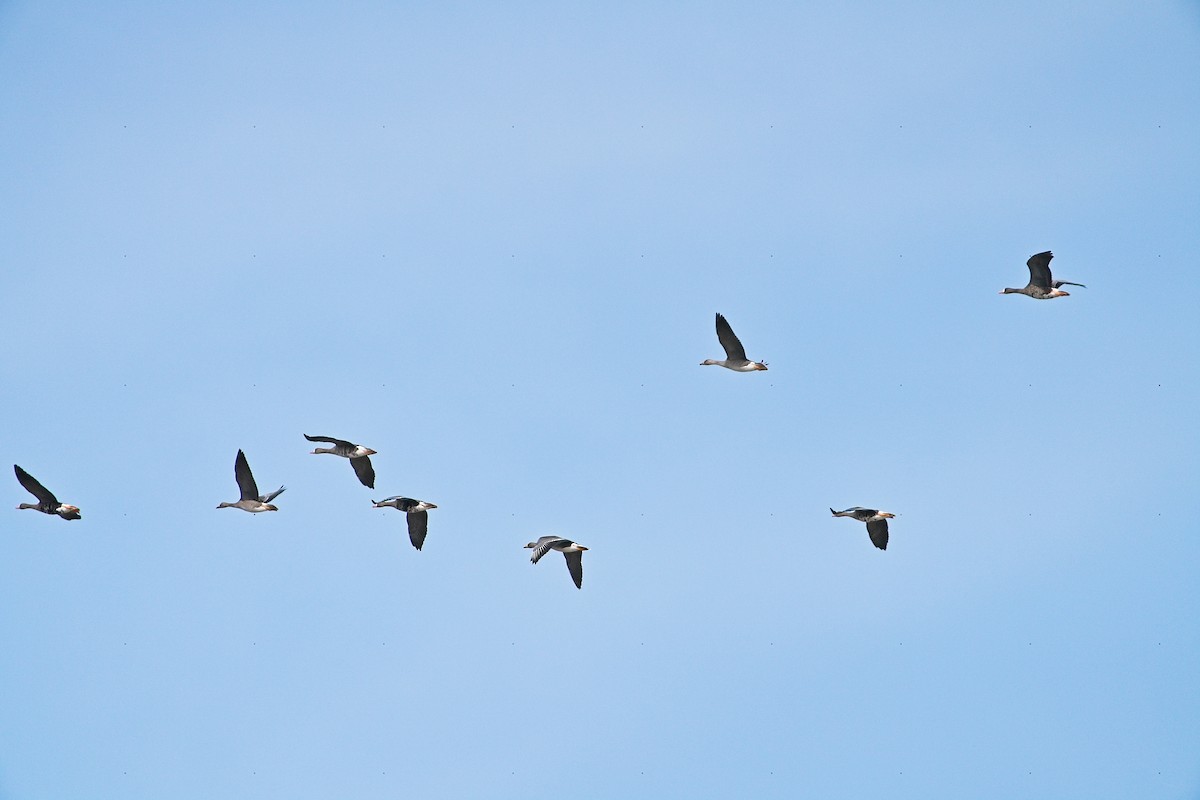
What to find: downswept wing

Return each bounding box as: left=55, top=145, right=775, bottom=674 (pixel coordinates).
left=564, top=550, right=584, bottom=589
left=866, top=519, right=889, bottom=550
left=351, top=456, right=375, bottom=489
left=529, top=536, right=565, bottom=564
left=407, top=511, right=429, bottom=551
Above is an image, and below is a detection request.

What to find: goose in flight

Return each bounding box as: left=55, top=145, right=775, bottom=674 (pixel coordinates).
left=524, top=536, right=588, bottom=589
left=372, top=496, right=437, bottom=550
left=217, top=450, right=284, bottom=513
left=305, top=434, right=376, bottom=488
left=830, top=507, right=895, bottom=550
left=14, top=465, right=81, bottom=520
left=1000, top=251, right=1085, bottom=299
left=701, top=313, right=768, bottom=371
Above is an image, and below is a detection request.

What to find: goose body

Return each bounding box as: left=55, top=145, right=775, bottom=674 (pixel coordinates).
left=1000, top=251, right=1084, bottom=299
left=830, top=506, right=894, bottom=550
left=305, top=434, right=376, bottom=488
left=217, top=450, right=284, bottom=513
left=701, top=313, right=768, bottom=371
left=373, top=496, right=437, bottom=550
left=14, top=465, right=80, bottom=520
left=524, top=536, right=588, bottom=589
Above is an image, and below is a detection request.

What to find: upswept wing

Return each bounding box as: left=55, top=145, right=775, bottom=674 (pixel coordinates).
left=1026, top=251, right=1054, bottom=289
left=259, top=486, right=286, bottom=503
left=14, top=465, right=58, bottom=506
left=304, top=434, right=352, bottom=447
left=234, top=450, right=260, bottom=502
left=715, top=314, right=748, bottom=362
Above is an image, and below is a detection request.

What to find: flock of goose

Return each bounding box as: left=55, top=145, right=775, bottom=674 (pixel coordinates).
left=13, top=251, right=1082, bottom=588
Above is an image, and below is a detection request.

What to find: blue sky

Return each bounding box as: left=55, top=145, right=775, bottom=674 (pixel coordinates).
left=2, top=1, right=1199, bottom=797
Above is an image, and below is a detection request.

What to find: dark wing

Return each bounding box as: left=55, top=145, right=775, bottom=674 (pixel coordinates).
left=866, top=519, right=889, bottom=550
left=407, top=510, right=429, bottom=551
left=14, top=465, right=57, bottom=505
left=259, top=486, right=286, bottom=503
left=304, top=433, right=352, bottom=447
left=1054, top=280, right=1086, bottom=288
left=1026, top=251, right=1054, bottom=289
left=563, top=550, right=584, bottom=589
left=715, top=314, right=748, bottom=362
left=351, top=456, right=375, bottom=488
left=530, top=536, right=566, bottom=564
left=233, top=450, right=260, bottom=501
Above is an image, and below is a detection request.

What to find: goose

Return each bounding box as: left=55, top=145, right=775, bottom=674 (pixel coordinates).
left=14, top=465, right=81, bottom=520
left=830, top=507, right=895, bottom=550
left=701, top=313, right=768, bottom=371
left=304, top=434, right=376, bottom=488
left=372, top=497, right=437, bottom=550
left=1000, top=251, right=1085, bottom=299
left=217, top=450, right=284, bottom=513
left=524, top=536, right=588, bottom=589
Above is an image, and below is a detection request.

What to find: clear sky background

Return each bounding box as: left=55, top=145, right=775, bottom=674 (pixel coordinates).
left=2, top=2, right=1199, bottom=798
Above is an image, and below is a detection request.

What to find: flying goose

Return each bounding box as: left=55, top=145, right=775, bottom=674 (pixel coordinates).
left=701, top=313, right=768, bottom=371
left=217, top=450, right=284, bottom=513
left=524, top=536, right=588, bottom=589
left=14, top=465, right=81, bottom=520
left=830, top=507, right=895, bottom=550
left=305, top=434, right=376, bottom=488
left=372, top=497, right=437, bottom=550
left=1000, top=251, right=1085, bottom=299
